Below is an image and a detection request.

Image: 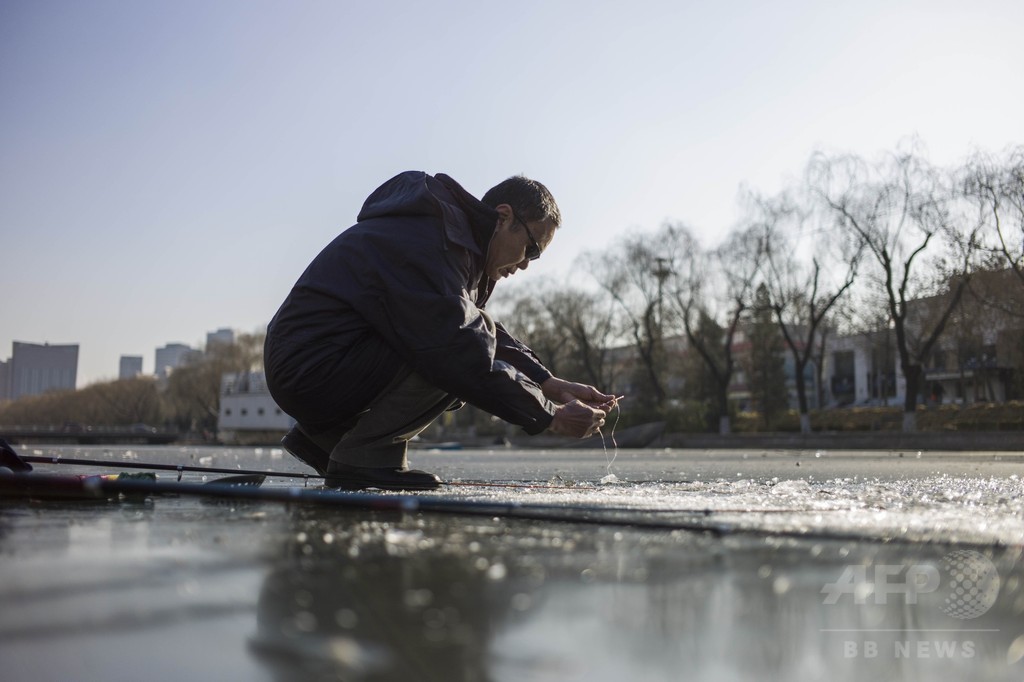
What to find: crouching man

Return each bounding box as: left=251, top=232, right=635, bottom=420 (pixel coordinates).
left=265, top=171, right=613, bottom=491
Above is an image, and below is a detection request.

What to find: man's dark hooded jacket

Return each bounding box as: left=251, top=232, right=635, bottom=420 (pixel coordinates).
left=264, top=172, right=558, bottom=435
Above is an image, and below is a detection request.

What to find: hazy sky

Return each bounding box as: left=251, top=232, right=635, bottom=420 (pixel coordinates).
left=2, top=0, right=1022, bottom=386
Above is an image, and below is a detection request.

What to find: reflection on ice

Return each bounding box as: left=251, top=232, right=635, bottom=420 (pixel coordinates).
left=251, top=512, right=1024, bottom=682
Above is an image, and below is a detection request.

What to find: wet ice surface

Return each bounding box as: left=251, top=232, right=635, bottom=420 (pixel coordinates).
left=2, top=444, right=1024, bottom=681
left=429, top=473, right=1024, bottom=546
left=14, top=444, right=1024, bottom=545
left=414, top=446, right=1024, bottom=547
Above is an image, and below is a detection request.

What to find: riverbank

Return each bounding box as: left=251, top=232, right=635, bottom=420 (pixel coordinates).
left=500, top=426, right=1024, bottom=452
left=656, top=430, right=1024, bottom=451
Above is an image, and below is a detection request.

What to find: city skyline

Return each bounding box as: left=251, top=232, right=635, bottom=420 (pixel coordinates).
left=2, top=1, right=1022, bottom=387
left=0, top=328, right=238, bottom=392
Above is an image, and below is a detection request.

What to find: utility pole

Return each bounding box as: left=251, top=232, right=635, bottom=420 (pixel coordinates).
left=653, top=257, right=672, bottom=336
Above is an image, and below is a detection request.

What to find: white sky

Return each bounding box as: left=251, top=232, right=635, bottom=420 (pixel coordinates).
left=2, top=0, right=1022, bottom=386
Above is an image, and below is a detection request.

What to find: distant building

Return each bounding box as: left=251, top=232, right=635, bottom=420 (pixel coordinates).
left=0, top=358, right=10, bottom=401
left=6, top=341, right=79, bottom=400
left=218, top=371, right=294, bottom=442
left=119, top=355, right=144, bottom=380
left=818, top=269, right=1024, bottom=408
left=154, top=343, right=196, bottom=379
left=822, top=331, right=904, bottom=407
left=206, top=328, right=235, bottom=349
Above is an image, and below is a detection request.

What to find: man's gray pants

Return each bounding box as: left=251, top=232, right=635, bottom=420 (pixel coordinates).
left=299, top=370, right=453, bottom=470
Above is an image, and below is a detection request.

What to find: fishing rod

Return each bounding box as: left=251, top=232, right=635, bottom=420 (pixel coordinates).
left=18, top=454, right=316, bottom=481
left=16, top=454, right=856, bottom=506
left=9, top=453, right=901, bottom=518
left=7, top=445, right=924, bottom=520
left=0, top=470, right=747, bottom=538
left=12, top=453, right=869, bottom=514
left=8, top=450, right=839, bottom=516
left=15, top=454, right=596, bottom=490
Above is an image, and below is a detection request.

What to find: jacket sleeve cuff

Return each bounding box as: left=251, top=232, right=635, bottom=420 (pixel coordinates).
left=521, top=409, right=555, bottom=435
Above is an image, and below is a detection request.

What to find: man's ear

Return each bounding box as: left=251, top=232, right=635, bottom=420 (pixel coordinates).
left=494, top=204, right=514, bottom=231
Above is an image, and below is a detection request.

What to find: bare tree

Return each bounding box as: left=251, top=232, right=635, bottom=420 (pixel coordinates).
left=0, top=377, right=163, bottom=428
left=583, top=228, right=681, bottom=410
left=493, top=280, right=618, bottom=391
left=964, top=146, right=1024, bottom=288
left=670, top=223, right=766, bottom=434
left=810, top=146, right=986, bottom=430
left=496, top=286, right=568, bottom=378
left=543, top=287, right=619, bottom=390
left=756, top=189, right=864, bottom=433
left=91, top=377, right=164, bottom=425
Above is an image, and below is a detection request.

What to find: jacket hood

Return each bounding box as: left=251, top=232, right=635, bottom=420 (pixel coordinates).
left=357, top=171, right=499, bottom=255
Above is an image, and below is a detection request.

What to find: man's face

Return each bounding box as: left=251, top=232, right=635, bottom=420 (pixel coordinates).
left=484, top=206, right=556, bottom=281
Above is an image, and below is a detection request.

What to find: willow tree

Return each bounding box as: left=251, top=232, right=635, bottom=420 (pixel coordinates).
left=0, top=376, right=162, bottom=428
left=757, top=187, right=864, bottom=433
left=542, top=287, right=618, bottom=391
left=583, top=228, right=682, bottom=411
left=810, top=146, right=986, bottom=431
left=964, top=146, right=1024, bottom=288
left=493, top=279, right=618, bottom=391
left=670, top=222, right=766, bottom=434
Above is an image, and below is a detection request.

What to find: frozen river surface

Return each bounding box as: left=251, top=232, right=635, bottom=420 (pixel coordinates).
left=1, top=444, right=1023, bottom=681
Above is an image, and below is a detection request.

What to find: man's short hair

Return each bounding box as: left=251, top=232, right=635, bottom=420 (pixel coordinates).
left=481, top=175, right=561, bottom=227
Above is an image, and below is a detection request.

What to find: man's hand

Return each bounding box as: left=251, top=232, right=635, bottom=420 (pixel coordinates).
left=541, top=377, right=615, bottom=409
left=547, top=400, right=606, bottom=438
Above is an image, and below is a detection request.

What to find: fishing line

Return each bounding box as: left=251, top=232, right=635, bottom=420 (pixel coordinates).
left=597, top=397, right=622, bottom=482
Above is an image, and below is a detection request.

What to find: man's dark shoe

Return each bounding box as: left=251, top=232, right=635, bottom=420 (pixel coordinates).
left=325, top=461, right=442, bottom=491
left=281, top=427, right=330, bottom=477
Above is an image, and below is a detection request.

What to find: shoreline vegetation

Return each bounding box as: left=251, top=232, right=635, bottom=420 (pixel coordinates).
left=5, top=402, right=1022, bottom=450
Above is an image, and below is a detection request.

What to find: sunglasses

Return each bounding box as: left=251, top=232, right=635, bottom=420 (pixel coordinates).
left=514, top=214, right=542, bottom=261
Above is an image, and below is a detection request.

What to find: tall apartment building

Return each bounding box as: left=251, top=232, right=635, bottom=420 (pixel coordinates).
left=4, top=341, right=79, bottom=400
left=0, top=359, right=10, bottom=401
left=154, top=343, right=195, bottom=379
left=119, top=355, right=144, bottom=380
left=206, top=328, right=235, bottom=348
